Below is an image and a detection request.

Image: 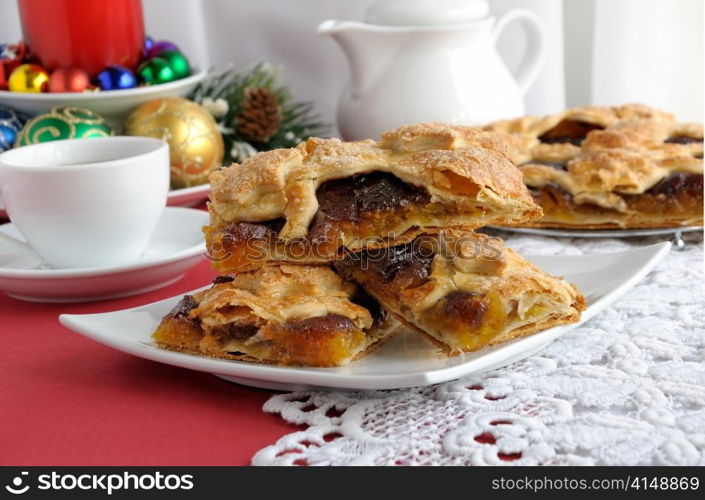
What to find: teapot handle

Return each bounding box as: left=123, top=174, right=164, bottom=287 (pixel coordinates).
left=492, top=9, right=546, bottom=95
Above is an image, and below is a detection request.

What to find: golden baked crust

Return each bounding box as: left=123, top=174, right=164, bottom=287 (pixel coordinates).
left=335, top=230, right=585, bottom=355
left=206, top=123, right=541, bottom=272
left=484, top=104, right=703, bottom=229
left=152, top=265, right=400, bottom=367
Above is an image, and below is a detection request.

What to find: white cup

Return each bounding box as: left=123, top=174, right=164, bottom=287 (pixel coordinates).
left=0, top=137, right=169, bottom=269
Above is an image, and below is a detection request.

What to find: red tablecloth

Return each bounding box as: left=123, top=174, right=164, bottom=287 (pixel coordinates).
left=0, top=258, right=296, bottom=465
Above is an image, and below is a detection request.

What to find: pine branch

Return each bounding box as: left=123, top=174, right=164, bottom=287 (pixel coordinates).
left=190, top=63, right=329, bottom=162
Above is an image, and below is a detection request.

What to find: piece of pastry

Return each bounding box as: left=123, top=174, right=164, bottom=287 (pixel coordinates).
left=484, top=104, right=703, bottom=229
left=152, top=265, right=400, bottom=367
left=334, top=230, right=585, bottom=355
left=205, top=123, right=541, bottom=272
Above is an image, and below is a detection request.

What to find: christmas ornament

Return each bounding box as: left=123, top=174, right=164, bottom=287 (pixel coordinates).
left=236, top=86, right=282, bottom=142
left=125, top=97, right=223, bottom=188
left=146, top=40, right=179, bottom=58
left=137, top=57, right=175, bottom=85
left=157, top=51, right=190, bottom=80
left=96, top=65, right=137, bottom=90
left=0, top=44, right=19, bottom=60
left=15, top=106, right=113, bottom=146
left=143, top=36, right=154, bottom=58
left=0, top=42, right=25, bottom=67
left=0, top=42, right=27, bottom=90
left=48, top=68, right=90, bottom=93
left=8, top=63, right=49, bottom=93
left=189, top=63, right=328, bottom=163
left=0, top=105, right=27, bottom=152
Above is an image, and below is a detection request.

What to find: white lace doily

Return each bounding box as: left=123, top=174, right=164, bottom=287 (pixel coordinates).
left=253, top=233, right=705, bottom=466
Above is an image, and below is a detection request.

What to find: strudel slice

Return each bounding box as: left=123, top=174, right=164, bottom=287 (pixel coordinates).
left=152, top=265, right=399, bottom=367
left=205, top=123, right=541, bottom=272
left=335, top=230, right=585, bottom=355
left=484, top=104, right=703, bottom=228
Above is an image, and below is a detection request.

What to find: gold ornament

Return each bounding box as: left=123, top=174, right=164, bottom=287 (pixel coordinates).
left=8, top=64, right=50, bottom=93
left=236, top=87, right=282, bottom=142
left=125, top=97, right=224, bottom=189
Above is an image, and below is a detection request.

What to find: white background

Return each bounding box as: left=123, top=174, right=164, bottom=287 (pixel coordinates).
left=1, top=0, right=702, bottom=125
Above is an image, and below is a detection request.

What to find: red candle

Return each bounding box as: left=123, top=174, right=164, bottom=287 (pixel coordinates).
left=17, top=0, right=145, bottom=77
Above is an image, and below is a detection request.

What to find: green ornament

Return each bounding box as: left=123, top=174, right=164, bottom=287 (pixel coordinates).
left=14, top=106, right=113, bottom=147
left=158, top=51, right=191, bottom=80
left=138, top=57, right=176, bottom=85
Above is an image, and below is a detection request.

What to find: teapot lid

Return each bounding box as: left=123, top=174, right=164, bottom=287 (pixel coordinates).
left=364, top=0, right=490, bottom=26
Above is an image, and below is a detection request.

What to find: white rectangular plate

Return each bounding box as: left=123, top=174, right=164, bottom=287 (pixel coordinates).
left=60, top=243, right=671, bottom=391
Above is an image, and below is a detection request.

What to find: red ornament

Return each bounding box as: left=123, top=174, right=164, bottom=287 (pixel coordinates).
left=17, top=0, right=145, bottom=77
left=0, top=42, right=27, bottom=90
left=49, top=68, right=90, bottom=93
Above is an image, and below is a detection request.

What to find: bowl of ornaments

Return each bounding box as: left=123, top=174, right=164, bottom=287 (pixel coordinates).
left=0, top=39, right=204, bottom=129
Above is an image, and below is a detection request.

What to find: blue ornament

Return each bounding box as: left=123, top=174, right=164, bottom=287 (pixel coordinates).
left=95, top=66, right=137, bottom=91
left=0, top=105, right=26, bottom=152
left=143, top=36, right=154, bottom=58
left=147, top=40, right=180, bottom=59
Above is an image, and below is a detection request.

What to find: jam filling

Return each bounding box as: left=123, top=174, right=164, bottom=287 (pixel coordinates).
left=360, top=242, right=435, bottom=288
left=351, top=287, right=389, bottom=328
left=286, top=314, right=357, bottom=335
left=665, top=135, right=703, bottom=145
left=522, top=160, right=567, bottom=171
left=538, top=119, right=604, bottom=146
left=213, top=323, right=259, bottom=340
left=442, top=291, right=488, bottom=330
left=530, top=183, right=572, bottom=204
left=314, top=171, right=431, bottom=222
left=167, top=295, right=198, bottom=320
left=645, top=173, right=703, bottom=196
left=531, top=173, right=703, bottom=209
left=218, top=172, right=430, bottom=245
left=212, top=275, right=235, bottom=284
left=221, top=219, right=285, bottom=244
left=213, top=313, right=361, bottom=344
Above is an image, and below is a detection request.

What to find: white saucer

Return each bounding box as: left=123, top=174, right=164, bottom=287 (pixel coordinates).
left=0, top=207, right=207, bottom=302
left=60, top=242, right=670, bottom=390
left=167, top=183, right=210, bottom=208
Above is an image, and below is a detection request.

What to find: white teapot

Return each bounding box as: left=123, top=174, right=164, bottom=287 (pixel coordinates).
left=319, top=0, right=546, bottom=140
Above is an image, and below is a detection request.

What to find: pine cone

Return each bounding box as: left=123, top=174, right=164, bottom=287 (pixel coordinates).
left=236, top=87, right=282, bottom=142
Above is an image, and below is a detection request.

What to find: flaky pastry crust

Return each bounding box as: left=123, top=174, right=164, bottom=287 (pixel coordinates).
left=484, top=104, right=703, bottom=228
left=206, top=123, right=541, bottom=272
left=335, top=230, right=585, bottom=355
left=152, top=265, right=400, bottom=367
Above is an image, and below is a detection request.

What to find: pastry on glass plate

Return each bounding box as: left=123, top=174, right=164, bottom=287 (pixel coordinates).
left=484, top=104, right=703, bottom=229
left=205, top=123, right=541, bottom=272
left=152, top=265, right=399, bottom=367
left=335, top=230, right=585, bottom=355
